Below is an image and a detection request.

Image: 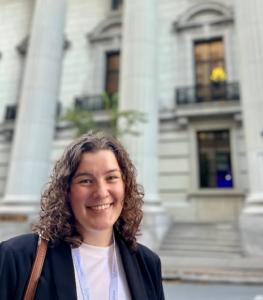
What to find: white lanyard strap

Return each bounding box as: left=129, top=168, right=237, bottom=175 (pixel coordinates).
left=72, top=248, right=91, bottom=300
left=72, top=233, right=119, bottom=300
left=109, top=235, right=118, bottom=300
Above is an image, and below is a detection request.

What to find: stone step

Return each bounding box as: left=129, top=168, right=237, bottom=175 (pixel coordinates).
left=167, top=233, right=240, bottom=239
left=160, top=256, right=263, bottom=284
left=160, top=243, right=243, bottom=252
left=168, top=224, right=239, bottom=233
left=168, top=230, right=239, bottom=237
left=158, top=249, right=243, bottom=259
left=169, top=223, right=239, bottom=229
left=162, top=267, right=263, bottom=284
left=163, top=238, right=241, bottom=247
left=158, top=222, right=244, bottom=259
left=165, top=235, right=240, bottom=243
left=167, top=231, right=240, bottom=239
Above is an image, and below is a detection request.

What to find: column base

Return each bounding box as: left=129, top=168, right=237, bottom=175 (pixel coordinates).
left=0, top=203, right=40, bottom=242
left=245, top=192, right=263, bottom=204
left=138, top=203, right=172, bottom=251
left=240, top=205, right=263, bottom=257
left=3, top=194, right=41, bottom=205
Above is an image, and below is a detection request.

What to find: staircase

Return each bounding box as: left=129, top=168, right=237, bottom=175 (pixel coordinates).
left=157, top=222, right=263, bottom=283
left=158, top=222, right=244, bottom=259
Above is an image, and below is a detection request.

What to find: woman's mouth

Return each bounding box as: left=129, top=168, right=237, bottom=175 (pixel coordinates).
left=89, top=203, right=112, bottom=211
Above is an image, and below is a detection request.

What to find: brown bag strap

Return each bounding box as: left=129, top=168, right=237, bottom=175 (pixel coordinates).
left=23, top=232, right=49, bottom=300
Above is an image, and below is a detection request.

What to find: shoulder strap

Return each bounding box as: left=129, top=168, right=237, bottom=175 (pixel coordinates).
left=23, top=232, right=49, bottom=300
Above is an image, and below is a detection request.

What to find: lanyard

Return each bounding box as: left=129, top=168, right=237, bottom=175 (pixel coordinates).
left=72, top=233, right=119, bottom=300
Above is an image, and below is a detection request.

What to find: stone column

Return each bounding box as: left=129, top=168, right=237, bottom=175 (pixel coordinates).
left=235, top=0, right=263, bottom=255
left=1, top=0, right=68, bottom=221
left=119, top=0, right=170, bottom=250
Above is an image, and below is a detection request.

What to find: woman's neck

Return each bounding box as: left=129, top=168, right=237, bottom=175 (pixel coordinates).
left=78, top=226, right=114, bottom=247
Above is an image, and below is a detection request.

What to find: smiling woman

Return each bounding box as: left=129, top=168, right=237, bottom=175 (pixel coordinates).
left=0, top=132, right=165, bottom=300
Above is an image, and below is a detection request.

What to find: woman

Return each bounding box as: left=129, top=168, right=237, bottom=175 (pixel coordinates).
left=0, top=132, right=165, bottom=300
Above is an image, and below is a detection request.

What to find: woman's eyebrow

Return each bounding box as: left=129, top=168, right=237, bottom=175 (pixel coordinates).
left=74, top=169, right=120, bottom=178
left=104, top=169, right=121, bottom=175
left=73, top=172, right=93, bottom=178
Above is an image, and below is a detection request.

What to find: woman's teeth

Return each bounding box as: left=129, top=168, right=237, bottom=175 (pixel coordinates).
left=90, top=204, right=111, bottom=211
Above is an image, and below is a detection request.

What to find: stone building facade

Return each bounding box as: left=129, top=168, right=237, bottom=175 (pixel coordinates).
left=0, top=0, right=262, bottom=253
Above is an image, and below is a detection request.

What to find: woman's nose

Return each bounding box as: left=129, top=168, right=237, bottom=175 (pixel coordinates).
left=93, top=182, right=109, bottom=200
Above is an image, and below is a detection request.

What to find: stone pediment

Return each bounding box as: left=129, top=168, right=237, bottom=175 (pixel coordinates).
left=87, top=13, right=122, bottom=42
left=174, top=2, right=234, bottom=32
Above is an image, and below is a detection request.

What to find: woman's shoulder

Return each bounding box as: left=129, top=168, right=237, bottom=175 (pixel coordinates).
left=135, top=242, right=161, bottom=265
left=134, top=243, right=164, bottom=293
left=0, top=233, right=38, bottom=255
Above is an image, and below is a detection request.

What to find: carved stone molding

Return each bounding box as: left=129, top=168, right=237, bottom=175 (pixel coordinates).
left=174, top=2, right=234, bottom=32
left=87, top=13, right=122, bottom=43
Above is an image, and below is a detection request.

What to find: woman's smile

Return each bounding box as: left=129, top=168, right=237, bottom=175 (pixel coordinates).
left=88, top=203, right=113, bottom=211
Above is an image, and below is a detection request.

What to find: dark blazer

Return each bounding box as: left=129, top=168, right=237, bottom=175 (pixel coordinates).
left=0, top=233, right=165, bottom=300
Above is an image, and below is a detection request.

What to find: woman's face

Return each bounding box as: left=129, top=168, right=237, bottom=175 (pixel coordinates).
left=69, top=150, right=125, bottom=236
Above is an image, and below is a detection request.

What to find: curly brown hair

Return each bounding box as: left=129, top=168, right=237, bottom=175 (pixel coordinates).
left=33, top=132, right=144, bottom=250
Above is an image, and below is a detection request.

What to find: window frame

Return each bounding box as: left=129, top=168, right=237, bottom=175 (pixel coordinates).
left=194, top=38, right=225, bottom=86
left=105, top=51, right=120, bottom=96
left=197, top=129, right=233, bottom=188
left=189, top=121, right=240, bottom=194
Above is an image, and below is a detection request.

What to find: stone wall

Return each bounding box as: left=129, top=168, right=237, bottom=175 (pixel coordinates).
left=159, top=123, right=190, bottom=207
left=60, top=0, right=112, bottom=111
left=0, top=140, right=10, bottom=198
left=0, top=0, right=34, bottom=122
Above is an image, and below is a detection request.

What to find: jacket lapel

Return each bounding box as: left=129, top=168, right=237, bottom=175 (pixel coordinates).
left=117, top=238, right=148, bottom=300
left=50, top=242, right=77, bottom=300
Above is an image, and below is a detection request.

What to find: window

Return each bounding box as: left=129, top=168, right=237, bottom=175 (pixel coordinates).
left=198, top=130, right=233, bottom=188
left=112, top=0, right=123, bottom=11
left=105, top=52, right=120, bottom=95
left=5, top=105, right=17, bottom=121
left=195, top=39, right=225, bottom=85
left=195, top=39, right=227, bottom=101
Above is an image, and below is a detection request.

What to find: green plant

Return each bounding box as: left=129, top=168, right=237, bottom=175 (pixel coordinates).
left=101, top=91, right=147, bottom=137
left=61, top=92, right=147, bottom=138
left=60, top=106, right=95, bottom=137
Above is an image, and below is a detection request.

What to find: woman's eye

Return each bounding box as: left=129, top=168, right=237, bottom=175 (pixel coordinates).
left=81, top=179, right=91, bottom=184
left=107, top=176, right=116, bottom=181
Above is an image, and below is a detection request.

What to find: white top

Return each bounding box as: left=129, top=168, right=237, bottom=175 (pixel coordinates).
left=72, top=242, right=132, bottom=300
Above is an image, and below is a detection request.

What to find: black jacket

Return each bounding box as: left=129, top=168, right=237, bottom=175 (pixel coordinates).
left=0, top=233, right=165, bottom=300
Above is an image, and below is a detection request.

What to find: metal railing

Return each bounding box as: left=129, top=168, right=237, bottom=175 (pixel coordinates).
left=75, top=95, right=113, bottom=111
left=4, top=102, right=61, bottom=121
left=176, top=82, right=240, bottom=105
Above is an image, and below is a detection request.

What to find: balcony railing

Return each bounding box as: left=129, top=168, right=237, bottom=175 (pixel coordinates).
left=75, top=95, right=113, bottom=111
left=176, top=82, right=240, bottom=105
left=4, top=103, right=61, bottom=121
